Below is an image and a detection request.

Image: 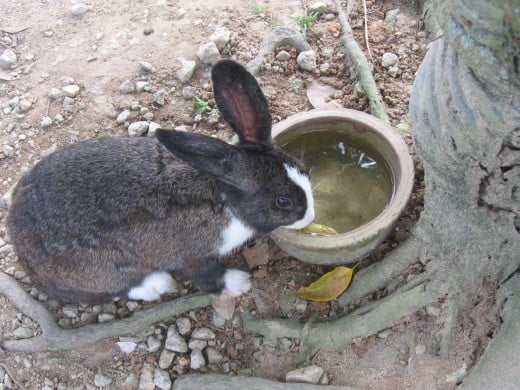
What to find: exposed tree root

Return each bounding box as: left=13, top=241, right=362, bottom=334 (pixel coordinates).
left=333, top=0, right=389, bottom=123
left=246, top=27, right=311, bottom=76
left=244, top=282, right=440, bottom=355
left=0, top=271, right=211, bottom=353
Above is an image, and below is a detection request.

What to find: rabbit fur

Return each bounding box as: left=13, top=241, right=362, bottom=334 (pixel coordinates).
left=7, top=60, right=315, bottom=303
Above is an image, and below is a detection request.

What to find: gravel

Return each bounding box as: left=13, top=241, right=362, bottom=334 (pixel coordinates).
left=285, top=365, right=325, bottom=384
left=165, top=326, right=188, bottom=353
left=119, top=80, right=135, bottom=94
left=382, top=52, right=399, bottom=67
left=128, top=121, right=149, bottom=137
left=297, top=50, right=317, bottom=71
left=197, top=41, right=220, bottom=64
left=209, top=27, right=232, bottom=51
left=176, top=59, right=197, bottom=83
left=0, top=49, right=17, bottom=68
left=189, top=348, right=206, bottom=370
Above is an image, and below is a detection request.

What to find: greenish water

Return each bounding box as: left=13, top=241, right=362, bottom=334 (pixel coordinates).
left=279, top=129, right=394, bottom=233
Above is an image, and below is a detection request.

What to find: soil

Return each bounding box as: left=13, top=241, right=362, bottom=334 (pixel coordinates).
left=0, top=0, right=484, bottom=389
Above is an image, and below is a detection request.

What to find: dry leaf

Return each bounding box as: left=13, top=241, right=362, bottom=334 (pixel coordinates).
left=297, top=266, right=354, bottom=302
left=306, top=80, right=343, bottom=109
left=211, top=294, right=236, bottom=320
left=301, top=223, right=339, bottom=235
left=242, top=241, right=270, bottom=269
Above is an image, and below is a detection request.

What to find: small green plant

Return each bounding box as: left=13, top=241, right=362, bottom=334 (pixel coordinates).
left=252, top=4, right=266, bottom=15
left=295, top=11, right=318, bottom=34
left=271, top=17, right=284, bottom=28
left=194, top=97, right=220, bottom=120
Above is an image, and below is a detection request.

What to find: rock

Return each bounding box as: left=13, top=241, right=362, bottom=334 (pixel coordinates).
left=191, top=327, right=216, bottom=340
left=276, top=50, right=292, bottom=61
left=128, top=121, right=149, bottom=137
left=211, top=311, right=226, bottom=328
left=205, top=347, right=224, bottom=364
left=97, top=313, right=115, bottom=323
left=165, top=326, right=188, bottom=353
left=147, top=335, right=162, bottom=353
left=13, top=326, right=35, bottom=339
left=147, top=122, right=161, bottom=137
left=136, top=81, right=150, bottom=92
left=176, top=317, right=191, bottom=336
left=117, top=341, right=137, bottom=354
left=190, top=348, right=206, bottom=370
left=395, top=122, right=410, bottom=135
left=62, top=304, right=79, bottom=318
left=0, top=49, right=17, bottom=68
left=188, top=339, right=207, bottom=350
left=209, top=27, right=231, bottom=51
left=446, top=363, right=467, bottom=384
left=42, top=143, right=57, bottom=157
left=49, top=88, right=61, bottom=100
left=117, top=109, right=131, bottom=124
left=388, top=66, right=399, bottom=78
left=138, top=61, right=154, bottom=73
left=182, top=86, right=197, bottom=100
left=123, top=372, right=139, bottom=388
left=381, top=52, right=398, bottom=67
left=62, top=85, right=80, bottom=98
left=154, top=89, right=166, bottom=106
left=197, top=42, right=220, bottom=64
left=41, top=116, right=53, bottom=128
left=154, top=368, right=171, bottom=390
left=385, top=9, right=400, bottom=24
left=94, top=373, right=112, bottom=387
left=285, top=365, right=325, bottom=384
left=17, top=99, right=33, bottom=113
left=3, top=144, right=15, bottom=158
left=297, top=50, right=317, bottom=71
left=138, top=365, right=155, bottom=390
left=70, top=3, right=89, bottom=16
left=176, top=59, right=197, bottom=83
left=158, top=349, right=175, bottom=369
left=119, top=80, right=135, bottom=94
left=309, top=1, right=328, bottom=13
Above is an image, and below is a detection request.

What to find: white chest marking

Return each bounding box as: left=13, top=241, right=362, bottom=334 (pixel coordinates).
left=218, top=208, right=255, bottom=256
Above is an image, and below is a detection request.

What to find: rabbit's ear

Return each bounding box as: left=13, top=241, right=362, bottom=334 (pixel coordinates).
left=156, top=129, right=259, bottom=193
left=212, top=60, right=272, bottom=146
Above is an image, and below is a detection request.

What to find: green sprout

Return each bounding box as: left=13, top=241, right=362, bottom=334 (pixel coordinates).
left=295, top=11, right=318, bottom=34
left=252, top=4, right=266, bottom=15
left=194, top=97, right=211, bottom=114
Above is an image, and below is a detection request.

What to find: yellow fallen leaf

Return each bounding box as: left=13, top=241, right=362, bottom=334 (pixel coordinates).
left=301, top=223, right=339, bottom=235
left=297, top=266, right=354, bottom=302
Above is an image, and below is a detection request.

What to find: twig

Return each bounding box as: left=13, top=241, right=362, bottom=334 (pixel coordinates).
left=333, top=0, right=389, bottom=123
left=0, top=271, right=211, bottom=352
left=362, top=0, right=374, bottom=62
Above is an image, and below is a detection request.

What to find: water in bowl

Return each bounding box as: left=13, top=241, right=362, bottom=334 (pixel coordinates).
left=279, top=129, right=394, bottom=233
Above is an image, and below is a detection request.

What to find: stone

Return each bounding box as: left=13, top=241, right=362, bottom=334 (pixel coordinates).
left=176, top=59, right=197, bottom=83
left=17, top=99, right=33, bottom=113
left=276, top=50, right=292, bottom=61
left=191, top=327, right=215, bottom=340
left=381, top=52, right=398, bottom=67
left=116, top=109, right=131, bottom=124
left=136, top=81, right=150, bottom=92
left=176, top=317, right=191, bottom=335
left=385, top=9, right=400, bottom=24
left=209, top=27, right=231, bottom=51
left=93, top=373, right=112, bottom=387
left=147, top=335, right=162, bottom=353
left=154, top=89, right=166, bottom=106
left=119, top=80, right=135, bottom=94
left=388, top=66, right=399, bottom=78
left=49, top=88, right=61, bottom=100
left=128, top=121, right=149, bottom=137
left=190, top=348, right=206, bottom=370
left=446, top=363, right=467, bottom=384
left=62, top=304, right=79, bottom=318
left=153, top=368, right=171, bottom=390
left=123, top=372, right=139, bottom=388
left=297, top=50, right=317, bottom=71
left=41, top=116, right=53, bottom=128
left=197, top=42, right=220, bottom=64
left=309, top=1, right=328, bottom=13
left=138, top=61, right=154, bottom=73
left=285, top=365, right=325, bottom=384
left=181, top=86, right=197, bottom=100
left=138, top=365, right=155, bottom=390
left=97, top=313, right=115, bottom=323
left=3, top=144, right=15, bottom=158
left=188, top=339, right=207, bottom=350
left=205, top=347, right=224, bottom=364
left=147, top=122, right=161, bottom=137
left=0, top=49, right=17, bottom=68
left=158, top=349, right=175, bottom=369
left=13, top=326, right=35, bottom=339
left=117, top=341, right=137, bottom=354
left=62, top=85, right=80, bottom=98
left=70, top=3, right=89, bottom=16
left=165, top=326, right=188, bottom=353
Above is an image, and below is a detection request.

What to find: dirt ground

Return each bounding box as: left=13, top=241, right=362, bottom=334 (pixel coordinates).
left=0, top=0, right=480, bottom=389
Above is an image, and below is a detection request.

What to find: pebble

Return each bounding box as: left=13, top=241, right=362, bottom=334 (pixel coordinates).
left=62, top=304, right=79, bottom=318
left=123, top=372, right=139, bottom=388
left=190, top=348, right=206, bottom=370
left=191, top=327, right=215, bottom=340
left=176, top=59, right=197, bottom=83
left=62, top=85, right=80, bottom=98
left=446, top=363, right=467, bottom=384
left=309, top=1, right=328, bottom=13
left=128, top=121, right=149, bottom=137
left=297, top=50, right=317, bottom=71
left=385, top=9, right=400, bottom=24
left=136, top=81, right=150, bottom=92
left=197, top=41, right=220, bottom=64
left=153, top=368, right=171, bottom=390
left=17, top=99, right=33, bottom=113
left=0, top=49, right=17, bottom=68
left=285, top=365, right=325, bottom=384
left=2, top=144, right=14, bottom=157
left=49, top=88, right=61, bottom=100
left=70, top=3, right=89, bottom=16
left=154, top=89, right=166, bottom=106
left=138, top=365, right=155, bottom=390
left=147, top=121, right=161, bottom=137
left=93, top=373, right=112, bottom=388
left=211, top=311, right=226, bottom=328
left=209, top=27, right=231, bottom=51
left=97, top=313, right=115, bottom=323
left=13, top=326, right=35, bottom=339
left=164, top=326, right=188, bottom=353
left=181, top=86, right=197, bottom=100
left=119, top=80, right=135, bottom=94
left=41, top=116, right=53, bottom=128
left=176, top=317, right=192, bottom=335
left=117, top=341, right=137, bottom=354
left=388, top=66, right=399, bottom=78
left=206, top=347, right=224, bottom=364
left=395, top=122, right=410, bottom=135
left=188, top=339, right=207, bottom=350
left=147, top=335, right=162, bottom=353
left=158, top=349, right=175, bottom=369
left=138, top=61, right=154, bottom=73
left=381, top=52, right=398, bottom=67
left=276, top=50, right=292, bottom=61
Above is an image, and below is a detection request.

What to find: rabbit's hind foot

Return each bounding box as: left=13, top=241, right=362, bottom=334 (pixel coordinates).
left=127, top=271, right=177, bottom=301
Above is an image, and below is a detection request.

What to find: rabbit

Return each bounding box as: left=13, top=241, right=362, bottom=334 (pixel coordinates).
left=6, top=59, right=315, bottom=304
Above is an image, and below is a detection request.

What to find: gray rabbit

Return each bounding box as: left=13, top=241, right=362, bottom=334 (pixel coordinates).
left=7, top=60, right=315, bottom=303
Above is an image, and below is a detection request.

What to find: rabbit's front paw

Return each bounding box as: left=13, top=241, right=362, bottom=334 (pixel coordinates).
left=222, top=269, right=251, bottom=297
left=127, top=271, right=177, bottom=301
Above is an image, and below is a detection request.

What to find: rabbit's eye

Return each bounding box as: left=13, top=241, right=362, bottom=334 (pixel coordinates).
left=276, top=196, right=294, bottom=210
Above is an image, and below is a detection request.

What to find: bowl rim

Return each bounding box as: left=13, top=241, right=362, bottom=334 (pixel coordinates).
left=271, top=108, right=415, bottom=250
